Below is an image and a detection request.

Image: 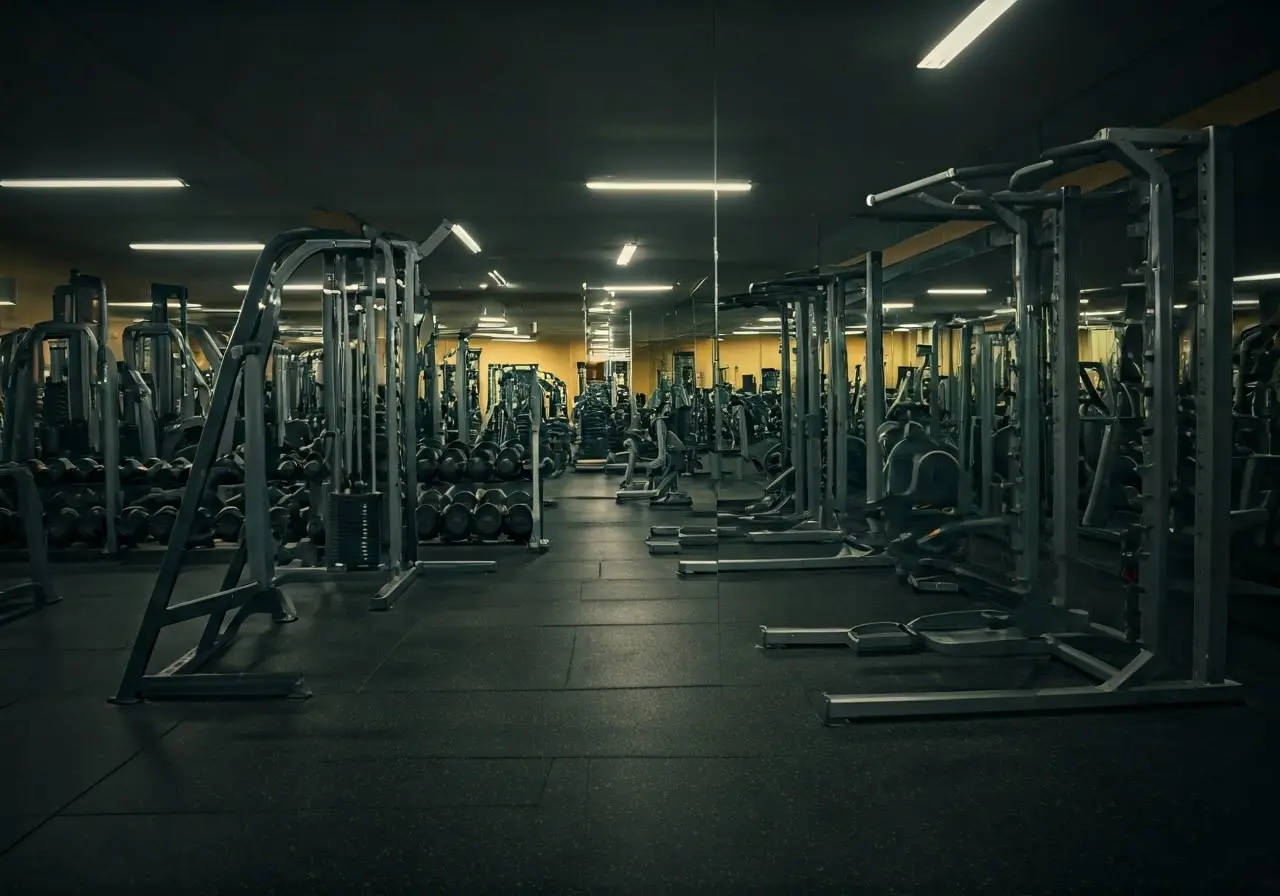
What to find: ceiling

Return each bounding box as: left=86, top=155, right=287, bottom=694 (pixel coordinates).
left=2, top=0, right=1279, bottom=342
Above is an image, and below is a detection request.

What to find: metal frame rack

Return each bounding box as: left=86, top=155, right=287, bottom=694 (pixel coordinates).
left=773, top=127, right=1242, bottom=721
left=113, top=223, right=497, bottom=703
left=677, top=267, right=895, bottom=574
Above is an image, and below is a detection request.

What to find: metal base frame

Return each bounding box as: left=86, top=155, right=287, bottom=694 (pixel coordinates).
left=678, top=542, right=896, bottom=576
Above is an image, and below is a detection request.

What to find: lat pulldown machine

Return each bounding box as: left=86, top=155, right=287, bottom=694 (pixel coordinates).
left=113, top=222, right=499, bottom=703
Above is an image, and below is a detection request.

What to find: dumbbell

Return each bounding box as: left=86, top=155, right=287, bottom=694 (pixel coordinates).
left=416, top=444, right=440, bottom=484
left=269, top=488, right=309, bottom=541
left=501, top=489, right=534, bottom=542
left=208, top=453, right=246, bottom=488
left=24, top=459, right=49, bottom=483
left=119, top=458, right=150, bottom=484
left=214, top=493, right=246, bottom=542
left=467, top=441, right=500, bottom=482
left=439, top=440, right=472, bottom=483
left=440, top=486, right=477, bottom=541
left=75, top=505, right=109, bottom=545
left=416, top=489, right=446, bottom=541
left=118, top=505, right=151, bottom=543
left=473, top=489, right=505, bottom=540
left=276, top=454, right=301, bottom=480
left=46, top=506, right=80, bottom=547
left=72, top=457, right=105, bottom=482
left=44, top=457, right=78, bottom=484
left=495, top=442, right=525, bottom=480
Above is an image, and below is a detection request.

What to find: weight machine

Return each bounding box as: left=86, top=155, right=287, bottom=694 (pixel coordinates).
left=765, top=126, right=1242, bottom=721
left=113, top=222, right=497, bottom=703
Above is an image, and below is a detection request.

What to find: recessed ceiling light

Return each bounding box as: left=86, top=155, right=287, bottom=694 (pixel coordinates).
left=200, top=307, right=242, bottom=314
left=600, top=284, right=673, bottom=293
left=487, top=270, right=511, bottom=288
left=488, top=334, right=535, bottom=342
left=893, top=327, right=912, bottom=333
left=111, top=301, right=204, bottom=309
left=130, top=242, right=264, bottom=252
left=992, top=308, right=1016, bottom=314
left=588, top=306, right=613, bottom=313
left=926, top=288, right=989, bottom=295
left=1, top=178, right=187, bottom=189
left=616, top=242, right=638, bottom=266
left=1234, top=298, right=1260, bottom=307
left=758, top=316, right=781, bottom=323
left=883, top=302, right=914, bottom=310
left=478, top=315, right=507, bottom=323
left=1083, top=310, right=1123, bottom=317
left=451, top=224, right=482, bottom=254
left=234, top=283, right=323, bottom=291
left=479, top=282, right=490, bottom=289
left=1233, top=273, right=1280, bottom=282
left=917, top=0, right=1022, bottom=70
left=586, top=180, right=751, bottom=193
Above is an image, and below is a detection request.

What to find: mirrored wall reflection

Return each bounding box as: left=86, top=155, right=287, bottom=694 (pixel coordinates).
left=583, top=302, right=634, bottom=416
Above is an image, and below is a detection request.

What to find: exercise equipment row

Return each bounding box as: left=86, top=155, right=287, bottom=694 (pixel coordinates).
left=418, top=438, right=556, bottom=484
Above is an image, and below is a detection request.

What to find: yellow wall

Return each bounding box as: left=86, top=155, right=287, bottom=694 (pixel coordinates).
left=471, top=337, right=582, bottom=410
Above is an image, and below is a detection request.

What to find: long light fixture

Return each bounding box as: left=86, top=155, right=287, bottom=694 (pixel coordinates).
left=488, top=334, right=535, bottom=342
left=1083, top=310, right=1123, bottom=317
left=917, top=0, right=1022, bottom=70
left=926, top=287, right=989, bottom=295
left=487, top=270, right=510, bottom=287
left=883, top=301, right=914, bottom=310
left=893, top=326, right=912, bottom=333
left=992, top=308, right=1016, bottom=315
left=616, top=242, right=638, bottom=266
left=477, top=324, right=517, bottom=333
left=451, top=224, right=482, bottom=254
left=588, top=305, right=614, bottom=313
left=200, top=307, right=242, bottom=314
left=235, top=283, right=321, bottom=292
left=111, top=301, right=204, bottom=309
left=478, top=315, right=507, bottom=323
left=758, top=316, right=781, bottom=323
left=1, top=177, right=187, bottom=189
left=731, top=330, right=762, bottom=336
left=130, top=242, right=263, bottom=252
left=1234, top=273, right=1280, bottom=282
left=1233, top=298, right=1260, bottom=307
left=600, top=284, right=673, bottom=293
left=586, top=180, right=751, bottom=193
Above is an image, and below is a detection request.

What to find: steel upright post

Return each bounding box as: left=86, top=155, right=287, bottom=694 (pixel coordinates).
left=1052, top=188, right=1082, bottom=603
left=864, top=252, right=887, bottom=511
left=1193, top=127, right=1233, bottom=683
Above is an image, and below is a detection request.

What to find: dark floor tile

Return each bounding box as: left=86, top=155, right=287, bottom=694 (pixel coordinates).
left=0, top=599, right=146, bottom=651
left=583, top=757, right=811, bottom=891
left=494, top=560, right=599, bottom=581
left=569, top=541, right=670, bottom=562
left=362, top=626, right=577, bottom=691
left=162, top=686, right=812, bottom=760
left=580, top=579, right=716, bottom=602
left=571, top=599, right=718, bottom=627
left=0, top=806, right=588, bottom=894
left=0, top=815, right=46, bottom=855
left=0, top=648, right=132, bottom=698
left=566, top=624, right=720, bottom=689
left=600, top=560, right=683, bottom=580
left=0, top=698, right=185, bottom=815
left=415, top=598, right=716, bottom=627
left=67, top=754, right=553, bottom=814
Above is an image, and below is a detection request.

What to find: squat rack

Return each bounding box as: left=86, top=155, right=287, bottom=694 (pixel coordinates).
left=113, top=222, right=495, bottom=703
left=811, top=126, right=1240, bottom=721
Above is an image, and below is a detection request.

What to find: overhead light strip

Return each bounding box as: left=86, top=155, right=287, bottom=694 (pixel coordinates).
left=599, top=284, right=673, bottom=293
left=926, top=288, right=989, bottom=295
left=616, top=242, right=638, bottom=266
left=1, top=178, right=187, bottom=189
left=451, top=224, right=482, bottom=254
left=130, top=242, right=263, bottom=252
left=586, top=180, right=751, bottom=193
left=917, top=0, right=1022, bottom=70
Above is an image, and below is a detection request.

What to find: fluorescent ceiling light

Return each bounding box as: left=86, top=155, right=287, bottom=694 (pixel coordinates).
left=588, top=305, right=613, bottom=313
left=477, top=324, right=517, bottom=333
left=478, top=315, right=506, bottom=323
left=732, top=330, right=763, bottom=336
left=893, top=327, right=912, bottom=333
left=111, top=301, right=203, bottom=309
left=882, top=302, right=914, bottom=310
left=616, top=242, right=638, bottom=266
left=487, top=270, right=510, bottom=287
left=917, top=0, right=1021, bottom=70
left=926, top=288, right=989, bottom=295
left=1174, top=303, right=1189, bottom=310
left=1, top=177, right=186, bottom=189
left=1234, top=273, right=1280, bottom=282
left=235, top=283, right=323, bottom=292
left=479, top=282, right=490, bottom=289
left=600, top=284, right=673, bottom=293
left=1083, top=310, right=1123, bottom=317
left=488, top=334, right=535, bottom=342
left=0, top=301, right=16, bottom=307
left=200, top=307, right=242, bottom=314
left=992, top=308, right=1016, bottom=315
left=1234, top=298, right=1259, bottom=307
left=758, top=316, right=781, bottom=323
left=130, top=242, right=263, bottom=252
left=586, top=180, right=751, bottom=193
left=451, top=224, right=482, bottom=254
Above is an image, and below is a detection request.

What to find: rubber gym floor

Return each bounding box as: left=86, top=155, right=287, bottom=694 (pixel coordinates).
left=1, top=473, right=1278, bottom=894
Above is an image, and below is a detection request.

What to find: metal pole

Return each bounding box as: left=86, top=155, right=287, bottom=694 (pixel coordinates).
left=1013, top=217, right=1042, bottom=589
left=806, top=293, right=822, bottom=521
left=957, top=323, right=974, bottom=517
left=1193, top=127, right=1233, bottom=683
left=832, top=280, right=849, bottom=518
left=794, top=299, right=810, bottom=515
left=778, top=305, right=792, bottom=466
left=929, top=320, right=943, bottom=442
left=864, top=252, right=887, bottom=511
left=401, top=254, right=420, bottom=559
left=978, top=334, right=997, bottom=516
left=1052, top=188, right=1082, bottom=604
left=456, top=333, right=470, bottom=444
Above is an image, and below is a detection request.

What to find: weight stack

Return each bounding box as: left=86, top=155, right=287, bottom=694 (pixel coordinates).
left=327, top=491, right=383, bottom=569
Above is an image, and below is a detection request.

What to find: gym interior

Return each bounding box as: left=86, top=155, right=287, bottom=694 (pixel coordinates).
left=2, top=1, right=1280, bottom=891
